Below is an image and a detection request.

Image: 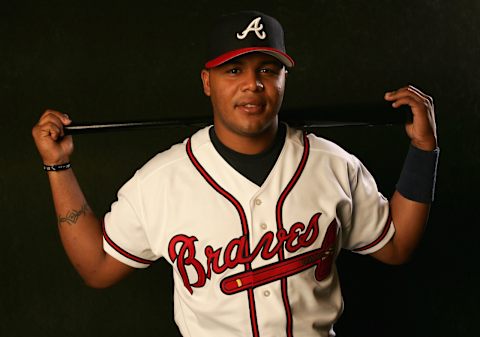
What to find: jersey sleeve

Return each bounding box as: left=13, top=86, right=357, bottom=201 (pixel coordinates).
left=103, top=173, right=158, bottom=268
left=341, top=155, right=395, bottom=255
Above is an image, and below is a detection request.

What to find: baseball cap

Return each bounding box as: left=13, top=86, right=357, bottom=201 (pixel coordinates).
left=205, top=10, right=295, bottom=69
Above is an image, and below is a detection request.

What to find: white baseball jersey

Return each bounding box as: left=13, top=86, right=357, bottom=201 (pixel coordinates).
left=103, top=125, right=394, bottom=337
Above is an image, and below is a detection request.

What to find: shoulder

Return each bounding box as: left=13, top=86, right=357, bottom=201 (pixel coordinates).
left=135, top=126, right=212, bottom=182
left=285, top=125, right=358, bottom=166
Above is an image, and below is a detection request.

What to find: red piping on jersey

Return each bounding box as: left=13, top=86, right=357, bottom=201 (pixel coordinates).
left=102, top=220, right=154, bottom=265
left=352, top=212, right=392, bottom=252
left=186, top=138, right=260, bottom=337
left=275, top=131, right=310, bottom=337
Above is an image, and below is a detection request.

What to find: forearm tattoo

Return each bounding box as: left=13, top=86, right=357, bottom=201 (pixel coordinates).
left=58, top=202, right=89, bottom=226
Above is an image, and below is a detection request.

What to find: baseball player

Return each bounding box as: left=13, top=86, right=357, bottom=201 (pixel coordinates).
left=32, top=10, right=439, bottom=337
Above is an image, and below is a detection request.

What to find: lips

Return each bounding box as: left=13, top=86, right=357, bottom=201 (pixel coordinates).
left=235, top=99, right=266, bottom=113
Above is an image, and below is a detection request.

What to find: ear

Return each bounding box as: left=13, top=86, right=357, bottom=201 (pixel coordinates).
left=201, top=69, right=211, bottom=96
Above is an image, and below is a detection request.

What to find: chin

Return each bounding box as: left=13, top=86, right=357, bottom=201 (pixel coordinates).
left=237, top=120, right=277, bottom=137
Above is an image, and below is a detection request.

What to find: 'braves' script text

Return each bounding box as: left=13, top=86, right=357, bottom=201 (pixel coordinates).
left=168, top=212, right=332, bottom=294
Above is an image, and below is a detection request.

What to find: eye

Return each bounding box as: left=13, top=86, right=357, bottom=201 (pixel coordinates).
left=259, top=66, right=281, bottom=75
left=227, top=68, right=241, bottom=74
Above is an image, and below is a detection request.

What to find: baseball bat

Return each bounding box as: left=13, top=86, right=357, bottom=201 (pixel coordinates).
left=64, top=103, right=410, bottom=135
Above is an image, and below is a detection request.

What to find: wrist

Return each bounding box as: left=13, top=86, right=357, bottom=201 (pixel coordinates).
left=43, top=162, right=72, bottom=172
left=396, top=144, right=440, bottom=203
left=411, top=138, right=437, bottom=152
left=42, top=156, right=71, bottom=167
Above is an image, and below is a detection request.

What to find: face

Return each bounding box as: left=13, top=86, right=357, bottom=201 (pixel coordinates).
left=201, top=53, right=287, bottom=147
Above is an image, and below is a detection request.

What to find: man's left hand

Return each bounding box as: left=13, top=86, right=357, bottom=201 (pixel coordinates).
left=385, top=85, right=437, bottom=151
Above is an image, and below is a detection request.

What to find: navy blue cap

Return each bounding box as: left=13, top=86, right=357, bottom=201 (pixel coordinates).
left=205, top=11, right=294, bottom=69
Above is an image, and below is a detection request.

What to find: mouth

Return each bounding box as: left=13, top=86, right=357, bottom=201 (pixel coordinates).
left=235, top=100, right=266, bottom=114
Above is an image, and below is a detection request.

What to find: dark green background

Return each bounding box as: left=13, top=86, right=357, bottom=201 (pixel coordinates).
left=2, top=0, right=479, bottom=336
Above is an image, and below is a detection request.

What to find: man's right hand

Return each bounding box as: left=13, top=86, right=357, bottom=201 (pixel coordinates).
left=32, top=109, right=74, bottom=165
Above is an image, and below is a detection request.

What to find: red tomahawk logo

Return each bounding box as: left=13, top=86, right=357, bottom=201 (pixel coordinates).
left=221, top=221, right=337, bottom=295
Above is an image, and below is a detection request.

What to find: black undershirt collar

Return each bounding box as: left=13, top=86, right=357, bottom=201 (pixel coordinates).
left=209, top=124, right=287, bottom=187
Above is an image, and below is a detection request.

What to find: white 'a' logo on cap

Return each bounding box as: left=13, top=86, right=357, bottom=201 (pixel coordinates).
left=236, top=17, right=267, bottom=40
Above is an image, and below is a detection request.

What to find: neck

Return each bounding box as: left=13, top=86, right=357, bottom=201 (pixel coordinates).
left=213, top=120, right=279, bottom=155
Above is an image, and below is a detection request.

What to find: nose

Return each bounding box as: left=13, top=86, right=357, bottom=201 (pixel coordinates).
left=241, top=70, right=264, bottom=92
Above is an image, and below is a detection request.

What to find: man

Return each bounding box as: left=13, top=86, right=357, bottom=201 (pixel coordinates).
left=32, top=10, right=438, bottom=337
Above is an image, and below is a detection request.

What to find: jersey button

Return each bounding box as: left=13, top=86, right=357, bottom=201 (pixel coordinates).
left=260, top=223, right=267, bottom=230
left=263, top=290, right=270, bottom=297
left=254, top=199, right=262, bottom=206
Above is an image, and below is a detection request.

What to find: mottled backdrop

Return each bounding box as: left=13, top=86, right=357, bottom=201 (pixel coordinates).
left=1, top=1, right=478, bottom=336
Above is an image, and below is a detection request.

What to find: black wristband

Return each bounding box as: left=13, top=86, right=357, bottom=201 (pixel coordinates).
left=396, top=145, right=439, bottom=203
left=43, top=162, right=72, bottom=172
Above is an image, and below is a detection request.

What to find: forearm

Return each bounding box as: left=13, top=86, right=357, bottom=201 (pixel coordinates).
left=389, top=191, right=429, bottom=260
left=370, top=191, right=430, bottom=264
left=33, top=109, right=133, bottom=287
left=48, top=168, right=108, bottom=285
left=371, top=145, right=437, bottom=264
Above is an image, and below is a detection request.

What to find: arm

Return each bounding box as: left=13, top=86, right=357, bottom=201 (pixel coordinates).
left=32, top=110, right=134, bottom=287
left=370, top=85, right=438, bottom=265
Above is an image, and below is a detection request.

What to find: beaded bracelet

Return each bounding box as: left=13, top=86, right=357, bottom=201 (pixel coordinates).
left=43, top=162, right=72, bottom=172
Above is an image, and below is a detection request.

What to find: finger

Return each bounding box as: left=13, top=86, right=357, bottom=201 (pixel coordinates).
left=385, top=90, right=431, bottom=115
left=38, top=111, right=73, bottom=138
left=385, top=86, right=433, bottom=107
left=389, top=90, right=424, bottom=105
left=390, top=89, right=434, bottom=120
left=390, top=96, right=427, bottom=111
left=37, top=117, right=64, bottom=139
left=38, top=121, right=63, bottom=141
left=39, top=109, right=72, bottom=126
left=406, top=85, right=433, bottom=105
left=384, top=86, right=419, bottom=99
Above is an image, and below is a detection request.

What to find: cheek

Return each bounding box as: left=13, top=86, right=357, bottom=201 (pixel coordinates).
left=276, top=76, right=286, bottom=93
left=211, top=87, right=225, bottom=104
left=270, top=78, right=286, bottom=103
left=210, top=86, right=231, bottom=114
left=211, top=82, right=235, bottom=104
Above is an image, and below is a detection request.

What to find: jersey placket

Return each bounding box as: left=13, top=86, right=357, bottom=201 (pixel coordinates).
left=248, top=191, right=284, bottom=336
left=245, top=131, right=311, bottom=337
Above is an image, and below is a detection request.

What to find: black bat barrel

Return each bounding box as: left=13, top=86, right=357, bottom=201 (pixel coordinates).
left=64, top=103, right=410, bottom=135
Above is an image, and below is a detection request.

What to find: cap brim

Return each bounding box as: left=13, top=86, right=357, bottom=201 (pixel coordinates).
left=205, top=47, right=295, bottom=69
